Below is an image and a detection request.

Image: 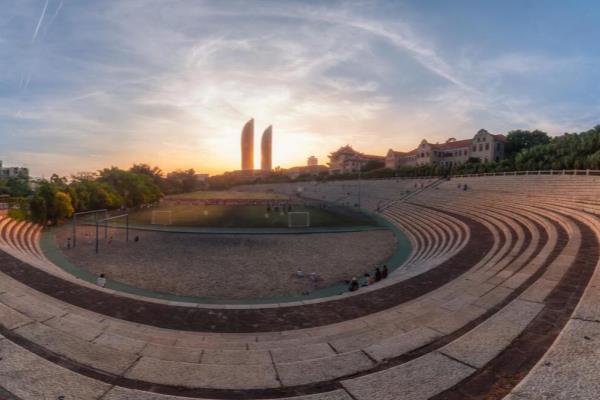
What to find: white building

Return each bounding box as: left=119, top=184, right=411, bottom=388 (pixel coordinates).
left=385, top=129, right=506, bottom=169
left=307, top=156, right=318, bottom=167
left=0, top=161, right=29, bottom=179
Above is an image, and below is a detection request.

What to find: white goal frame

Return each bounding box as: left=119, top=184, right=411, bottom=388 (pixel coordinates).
left=151, top=210, right=173, bottom=225
left=288, top=211, right=310, bottom=228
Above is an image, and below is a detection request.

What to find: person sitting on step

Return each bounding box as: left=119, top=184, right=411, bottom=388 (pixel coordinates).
left=96, top=273, right=107, bottom=288
left=375, top=266, right=382, bottom=282
left=349, top=277, right=359, bottom=292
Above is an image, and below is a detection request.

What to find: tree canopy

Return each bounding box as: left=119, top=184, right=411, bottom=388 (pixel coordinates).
left=505, top=129, right=550, bottom=158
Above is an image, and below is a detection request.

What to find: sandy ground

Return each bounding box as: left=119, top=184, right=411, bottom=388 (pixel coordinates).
left=54, top=226, right=396, bottom=299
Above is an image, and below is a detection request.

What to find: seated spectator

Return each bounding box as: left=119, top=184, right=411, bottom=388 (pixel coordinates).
left=375, top=267, right=382, bottom=282
left=96, top=273, right=107, bottom=288
left=382, top=265, right=389, bottom=279
left=349, top=277, right=359, bottom=292
left=295, top=269, right=305, bottom=278
left=309, top=272, right=319, bottom=282
left=362, top=273, right=370, bottom=287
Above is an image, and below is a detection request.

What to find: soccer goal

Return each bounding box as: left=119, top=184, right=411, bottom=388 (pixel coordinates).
left=72, top=209, right=108, bottom=248
left=151, top=210, right=173, bottom=225
left=288, top=212, right=310, bottom=228
left=95, top=214, right=129, bottom=254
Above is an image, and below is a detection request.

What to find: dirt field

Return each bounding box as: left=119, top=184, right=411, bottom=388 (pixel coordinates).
left=54, top=226, right=396, bottom=300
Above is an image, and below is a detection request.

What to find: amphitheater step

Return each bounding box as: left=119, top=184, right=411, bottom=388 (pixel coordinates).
left=342, top=352, right=475, bottom=400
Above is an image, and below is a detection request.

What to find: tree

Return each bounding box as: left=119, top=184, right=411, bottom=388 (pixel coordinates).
left=513, top=126, right=600, bottom=171
left=0, top=177, right=31, bottom=197
left=97, top=167, right=162, bottom=207
left=130, top=164, right=164, bottom=187
left=68, top=178, right=122, bottom=211
left=164, top=169, right=198, bottom=194
left=54, top=191, right=74, bottom=221
left=29, top=181, right=73, bottom=225
left=361, top=160, right=385, bottom=172
left=506, top=130, right=550, bottom=158
left=29, top=195, right=47, bottom=225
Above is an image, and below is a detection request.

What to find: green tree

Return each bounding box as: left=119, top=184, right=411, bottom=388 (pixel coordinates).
left=361, top=160, right=385, bottom=172
left=0, top=177, right=31, bottom=197
left=29, top=195, right=47, bottom=225
left=164, top=169, right=199, bottom=194
left=506, top=130, right=550, bottom=158
left=29, top=180, right=78, bottom=224
left=98, top=167, right=161, bottom=207
left=130, top=164, right=164, bottom=188
left=54, top=191, right=74, bottom=221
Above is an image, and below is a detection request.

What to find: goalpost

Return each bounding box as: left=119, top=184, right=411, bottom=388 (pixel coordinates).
left=288, top=212, right=310, bottom=228
left=151, top=210, right=173, bottom=225
left=95, top=214, right=129, bottom=254
left=72, top=209, right=108, bottom=248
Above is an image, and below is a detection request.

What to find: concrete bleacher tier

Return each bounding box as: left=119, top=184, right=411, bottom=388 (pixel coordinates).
left=0, top=174, right=599, bottom=399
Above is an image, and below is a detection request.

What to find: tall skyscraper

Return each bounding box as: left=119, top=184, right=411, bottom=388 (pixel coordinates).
left=261, top=125, right=272, bottom=171
left=241, top=118, right=254, bottom=170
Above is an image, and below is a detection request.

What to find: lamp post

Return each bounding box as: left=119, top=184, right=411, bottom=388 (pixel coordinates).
left=358, top=165, right=362, bottom=208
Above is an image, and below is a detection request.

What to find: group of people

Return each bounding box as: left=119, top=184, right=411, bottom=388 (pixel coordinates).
left=294, top=269, right=322, bottom=295
left=295, top=269, right=321, bottom=282
left=267, top=204, right=293, bottom=213
left=348, top=265, right=389, bottom=292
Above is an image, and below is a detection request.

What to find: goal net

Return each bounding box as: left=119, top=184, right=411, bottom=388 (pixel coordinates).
left=288, top=212, right=310, bottom=228
left=151, top=210, right=173, bottom=225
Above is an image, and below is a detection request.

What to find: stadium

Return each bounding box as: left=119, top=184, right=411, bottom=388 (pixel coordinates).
left=2, top=2, right=600, bottom=399
left=1, top=171, right=600, bottom=399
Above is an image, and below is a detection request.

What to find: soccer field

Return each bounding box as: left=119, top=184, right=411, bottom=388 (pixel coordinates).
left=128, top=204, right=376, bottom=228
left=166, top=190, right=289, bottom=201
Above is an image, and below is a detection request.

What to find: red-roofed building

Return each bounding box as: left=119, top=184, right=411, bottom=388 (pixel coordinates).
left=385, top=129, right=507, bottom=169
left=328, top=145, right=385, bottom=174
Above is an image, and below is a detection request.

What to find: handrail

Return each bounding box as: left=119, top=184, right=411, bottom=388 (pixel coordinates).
left=452, top=169, right=600, bottom=178
left=236, top=169, right=600, bottom=191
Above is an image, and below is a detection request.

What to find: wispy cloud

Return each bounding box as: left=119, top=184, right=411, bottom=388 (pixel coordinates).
left=31, top=0, right=49, bottom=42
left=1, top=0, right=598, bottom=177
left=45, top=0, right=64, bottom=32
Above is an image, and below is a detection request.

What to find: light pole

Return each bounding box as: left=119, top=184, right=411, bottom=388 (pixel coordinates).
left=358, top=165, right=362, bottom=208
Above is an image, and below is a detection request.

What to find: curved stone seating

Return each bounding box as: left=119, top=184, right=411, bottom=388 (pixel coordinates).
left=0, top=203, right=552, bottom=388
left=384, top=203, right=469, bottom=273
left=0, top=202, right=576, bottom=398
left=0, top=176, right=599, bottom=399
left=0, top=205, right=506, bottom=390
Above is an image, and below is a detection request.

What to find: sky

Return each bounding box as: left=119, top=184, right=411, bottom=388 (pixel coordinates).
left=1, top=0, right=599, bottom=177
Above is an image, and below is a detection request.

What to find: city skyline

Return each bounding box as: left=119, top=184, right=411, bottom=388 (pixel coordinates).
left=1, top=1, right=599, bottom=177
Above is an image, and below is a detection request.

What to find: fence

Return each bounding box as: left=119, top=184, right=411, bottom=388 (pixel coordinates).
left=453, top=170, right=600, bottom=178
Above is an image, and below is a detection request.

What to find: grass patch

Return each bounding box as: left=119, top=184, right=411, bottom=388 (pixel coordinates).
left=8, top=208, right=28, bottom=221
left=128, top=204, right=376, bottom=228
left=167, top=190, right=289, bottom=201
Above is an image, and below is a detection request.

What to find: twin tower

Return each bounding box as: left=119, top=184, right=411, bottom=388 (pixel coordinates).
left=241, top=118, right=272, bottom=171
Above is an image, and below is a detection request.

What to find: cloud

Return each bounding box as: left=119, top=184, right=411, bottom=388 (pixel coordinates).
left=31, top=0, right=49, bottom=42
left=1, top=1, right=598, bottom=177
